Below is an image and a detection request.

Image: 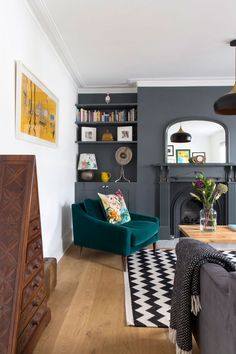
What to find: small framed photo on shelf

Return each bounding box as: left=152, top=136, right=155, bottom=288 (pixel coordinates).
left=192, top=152, right=206, bottom=158
left=117, top=126, right=133, bottom=142
left=192, top=152, right=206, bottom=164
left=176, top=149, right=191, bottom=163
left=81, top=127, right=96, bottom=142
left=167, top=145, right=174, bottom=156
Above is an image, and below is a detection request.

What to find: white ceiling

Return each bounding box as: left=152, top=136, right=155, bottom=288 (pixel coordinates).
left=28, top=0, right=236, bottom=89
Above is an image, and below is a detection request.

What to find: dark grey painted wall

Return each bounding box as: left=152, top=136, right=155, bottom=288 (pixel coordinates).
left=136, top=86, right=236, bottom=216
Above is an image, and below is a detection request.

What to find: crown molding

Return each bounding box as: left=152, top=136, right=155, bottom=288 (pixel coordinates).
left=130, top=77, right=234, bottom=87
left=78, top=87, right=137, bottom=94
left=26, top=0, right=83, bottom=87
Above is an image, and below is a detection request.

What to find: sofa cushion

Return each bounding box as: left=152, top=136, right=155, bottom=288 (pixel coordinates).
left=84, top=199, right=105, bottom=220
left=98, top=190, right=131, bottom=224
left=123, top=220, right=158, bottom=246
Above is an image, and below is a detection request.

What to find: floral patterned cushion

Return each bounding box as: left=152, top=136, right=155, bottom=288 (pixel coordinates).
left=98, top=189, right=131, bottom=224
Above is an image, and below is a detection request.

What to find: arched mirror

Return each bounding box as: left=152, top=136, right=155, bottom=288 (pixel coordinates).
left=166, top=120, right=227, bottom=163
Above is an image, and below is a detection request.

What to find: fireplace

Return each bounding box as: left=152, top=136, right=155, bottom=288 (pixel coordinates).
left=170, top=182, right=226, bottom=237
left=155, top=164, right=236, bottom=239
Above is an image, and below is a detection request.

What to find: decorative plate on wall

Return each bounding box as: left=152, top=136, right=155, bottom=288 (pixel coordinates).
left=115, top=147, right=132, bottom=182
left=115, top=147, right=133, bottom=166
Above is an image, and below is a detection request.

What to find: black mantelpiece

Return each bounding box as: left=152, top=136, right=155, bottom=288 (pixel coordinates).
left=155, top=163, right=236, bottom=239
left=154, top=163, right=236, bottom=182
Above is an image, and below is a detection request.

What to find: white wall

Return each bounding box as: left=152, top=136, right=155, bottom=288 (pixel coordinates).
left=0, top=0, right=77, bottom=260
left=210, top=129, right=226, bottom=163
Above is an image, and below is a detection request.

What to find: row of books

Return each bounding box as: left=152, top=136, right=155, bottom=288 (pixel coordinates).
left=76, top=108, right=137, bottom=123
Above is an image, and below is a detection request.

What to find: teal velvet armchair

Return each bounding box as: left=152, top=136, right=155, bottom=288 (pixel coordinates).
left=72, top=199, right=160, bottom=271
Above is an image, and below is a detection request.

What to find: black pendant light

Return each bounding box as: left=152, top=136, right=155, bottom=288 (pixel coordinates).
left=170, top=124, right=192, bottom=143
left=214, top=39, right=236, bottom=115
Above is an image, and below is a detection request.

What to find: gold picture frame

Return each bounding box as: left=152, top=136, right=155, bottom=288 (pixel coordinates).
left=15, top=61, right=58, bottom=147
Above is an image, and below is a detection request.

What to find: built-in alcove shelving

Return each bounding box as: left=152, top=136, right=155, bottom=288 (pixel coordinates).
left=74, top=93, right=138, bottom=208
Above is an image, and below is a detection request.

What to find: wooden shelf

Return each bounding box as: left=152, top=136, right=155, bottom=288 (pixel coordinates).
left=76, top=103, right=137, bottom=109
left=75, top=141, right=137, bottom=144
left=75, top=121, right=137, bottom=126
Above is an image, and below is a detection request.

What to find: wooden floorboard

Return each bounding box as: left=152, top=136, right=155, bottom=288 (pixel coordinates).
left=34, top=245, right=200, bottom=354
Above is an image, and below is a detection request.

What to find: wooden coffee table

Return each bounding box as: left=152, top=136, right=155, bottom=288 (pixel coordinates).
left=179, top=225, right=236, bottom=244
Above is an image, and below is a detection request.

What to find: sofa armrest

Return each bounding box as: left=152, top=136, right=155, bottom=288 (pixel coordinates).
left=229, top=271, right=236, bottom=298
left=201, top=263, right=231, bottom=294
left=129, top=212, right=159, bottom=225
left=194, top=263, right=236, bottom=354
left=72, top=204, right=131, bottom=255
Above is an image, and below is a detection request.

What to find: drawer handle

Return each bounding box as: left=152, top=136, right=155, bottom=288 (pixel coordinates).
left=33, top=264, right=40, bottom=270
left=33, top=282, right=39, bottom=289
left=32, top=301, right=39, bottom=307
left=34, top=244, right=41, bottom=250
left=31, top=320, right=39, bottom=327
left=33, top=225, right=40, bottom=231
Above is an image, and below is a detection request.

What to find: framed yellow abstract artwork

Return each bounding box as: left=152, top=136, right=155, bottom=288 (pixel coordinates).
left=16, top=61, right=58, bottom=147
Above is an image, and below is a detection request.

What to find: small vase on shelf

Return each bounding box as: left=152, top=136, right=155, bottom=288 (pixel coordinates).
left=200, top=204, right=217, bottom=232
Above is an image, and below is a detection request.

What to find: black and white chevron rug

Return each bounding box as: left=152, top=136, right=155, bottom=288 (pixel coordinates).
left=124, top=248, right=236, bottom=328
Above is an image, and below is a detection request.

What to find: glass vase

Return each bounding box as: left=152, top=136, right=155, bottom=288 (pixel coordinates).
left=200, top=205, right=217, bottom=232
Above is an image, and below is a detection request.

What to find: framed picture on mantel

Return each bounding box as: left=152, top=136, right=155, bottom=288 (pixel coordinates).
left=167, top=145, right=174, bottom=156
left=176, top=149, right=191, bottom=163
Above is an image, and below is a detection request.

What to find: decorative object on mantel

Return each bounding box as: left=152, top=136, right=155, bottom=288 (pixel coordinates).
left=102, top=129, right=114, bottom=141
left=105, top=93, right=111, bottom=104
left=115, top=146, right=132, bottom=182
left=190, top=174, right=228, bottom=232
left=167, top=145, right=174, bottom=156
left=192, top=152, right=206, bottom=160
left=170, top=124, right=192, bottom=143
left=214, top=39, right=236, bottom=115
left=176, top=149, right=191, bottom=163
left=189, top=153, right=206, bottom=164
left=78, top=153, right=98, bottom=181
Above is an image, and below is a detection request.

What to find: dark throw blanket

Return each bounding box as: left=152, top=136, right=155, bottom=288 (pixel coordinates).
left=169, top=239, right=236, bottom=354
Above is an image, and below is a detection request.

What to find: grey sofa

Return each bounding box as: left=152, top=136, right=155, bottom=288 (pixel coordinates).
left=194, top=263, right=236, bottom=354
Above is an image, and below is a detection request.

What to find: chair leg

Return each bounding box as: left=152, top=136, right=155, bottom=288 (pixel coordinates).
left=122, top=256, right=127, bottom=272
left=153, top=242, right=156, bottom=253
left=79, top=246, right=83, bottom=257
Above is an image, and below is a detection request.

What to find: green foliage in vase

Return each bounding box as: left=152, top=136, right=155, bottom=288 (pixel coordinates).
left=190, top=174, right=228, bottom=209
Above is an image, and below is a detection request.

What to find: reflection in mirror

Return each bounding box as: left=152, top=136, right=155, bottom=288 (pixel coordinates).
left=166, top=120, right=226, bottom=163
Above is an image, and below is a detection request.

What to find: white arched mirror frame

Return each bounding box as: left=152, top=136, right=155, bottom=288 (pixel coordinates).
left=164, top=118, right=229, bottom=164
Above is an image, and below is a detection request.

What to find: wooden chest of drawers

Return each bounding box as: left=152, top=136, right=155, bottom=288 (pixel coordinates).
left=0, top=156, right=51, bottom=354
